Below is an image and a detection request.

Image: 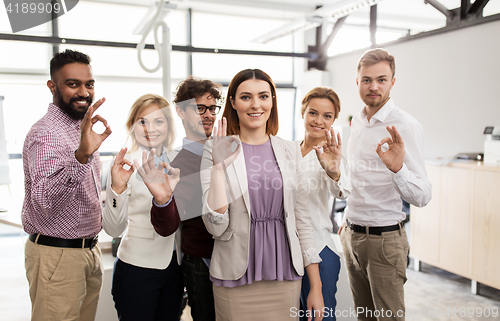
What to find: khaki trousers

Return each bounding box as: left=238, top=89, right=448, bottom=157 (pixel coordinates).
left=25, top=239, right=103, bottom=321
left=213, top=279, right=301, bottom=321
left=340, top=224, right=409, bottom=321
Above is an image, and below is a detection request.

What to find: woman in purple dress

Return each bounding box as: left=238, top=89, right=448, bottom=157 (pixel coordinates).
left=200, top=69, right=324, bottom=320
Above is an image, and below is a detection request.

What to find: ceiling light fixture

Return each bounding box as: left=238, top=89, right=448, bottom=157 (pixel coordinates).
left=252, top=16, right=323, bottom=44
left=253, top=0, right=384, bottom=44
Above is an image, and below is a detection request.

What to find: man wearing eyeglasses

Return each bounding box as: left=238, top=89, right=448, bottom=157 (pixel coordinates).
left=151, top=76, right=222, bottom=321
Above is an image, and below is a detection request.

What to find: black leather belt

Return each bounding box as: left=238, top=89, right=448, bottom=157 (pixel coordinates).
left=29, top=233, right=98, bottom=249
left=347, top=220, right=401, bottom=235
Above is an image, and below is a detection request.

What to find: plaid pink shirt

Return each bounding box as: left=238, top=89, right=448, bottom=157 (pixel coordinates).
left=22, top=104, right=102, bottom=238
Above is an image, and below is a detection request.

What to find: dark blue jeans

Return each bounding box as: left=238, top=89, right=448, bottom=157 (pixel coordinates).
left=181, top=254, right=216, bottom=321
left=300, top=247, right=341, bottom=321
left=111, top=251, right=184, bottom=321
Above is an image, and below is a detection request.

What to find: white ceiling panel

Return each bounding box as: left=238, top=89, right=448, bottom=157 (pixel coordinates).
left=84, top=0, right=499, bottom=52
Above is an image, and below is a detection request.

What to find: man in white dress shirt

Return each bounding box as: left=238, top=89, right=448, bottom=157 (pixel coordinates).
left=340, top=48, right=432, bottom=321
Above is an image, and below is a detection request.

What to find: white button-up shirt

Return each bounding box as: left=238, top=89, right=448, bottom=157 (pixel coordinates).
left=346, top=98, right=432, bottom=227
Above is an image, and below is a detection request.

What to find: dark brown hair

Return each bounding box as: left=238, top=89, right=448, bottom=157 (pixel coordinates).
left=173, top=76, right=222, bottom=106
left=222, top=69, right=279, bottom=136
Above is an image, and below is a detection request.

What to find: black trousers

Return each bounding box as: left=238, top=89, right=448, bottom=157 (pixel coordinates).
left=111, top=251, right=184, bottom=321
left=181, top=254, right=216, bottom=321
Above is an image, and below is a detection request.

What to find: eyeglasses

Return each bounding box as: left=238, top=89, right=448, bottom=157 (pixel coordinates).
left=193, top=104, right=221, bottom=115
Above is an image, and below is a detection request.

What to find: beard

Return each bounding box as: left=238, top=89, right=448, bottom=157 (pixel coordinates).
left=55, top=87, right=93, bottom=121
left=201, top=121, right=214, bottom=138
left=186, top=118, right=213, bottom=139
left=362, top=92, right=390, bottom=109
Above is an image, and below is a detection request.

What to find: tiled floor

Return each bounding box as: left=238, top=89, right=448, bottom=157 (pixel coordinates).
left=405, top=261, right=500, bottom=321
left=1, top=168, right=498, bottom=321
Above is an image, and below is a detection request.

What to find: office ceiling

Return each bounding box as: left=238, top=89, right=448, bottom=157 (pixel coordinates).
left=88, top=0, right=499, bottom=43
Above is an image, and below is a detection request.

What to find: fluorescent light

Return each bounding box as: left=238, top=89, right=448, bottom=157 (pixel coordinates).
left=314, top=0, right=383, bottom=19
left=252, top=16, right=323, bottom=44
left=252, top=0, right=385, bottom=44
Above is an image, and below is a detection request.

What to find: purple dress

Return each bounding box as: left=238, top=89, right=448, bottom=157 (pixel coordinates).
left=211, top=139, right=301, bottom=287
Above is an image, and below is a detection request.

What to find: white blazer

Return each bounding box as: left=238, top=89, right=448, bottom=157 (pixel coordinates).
left=102, top=149, right=181, bottom=269
left=200, top=135, right=320, bottom=281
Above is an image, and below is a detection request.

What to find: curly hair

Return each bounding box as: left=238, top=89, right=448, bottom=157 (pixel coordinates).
left=173, top=76, right=222, bottom=106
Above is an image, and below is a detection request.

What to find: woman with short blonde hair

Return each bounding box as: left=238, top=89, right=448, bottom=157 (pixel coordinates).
left=298, top=87, right=351, bottom=321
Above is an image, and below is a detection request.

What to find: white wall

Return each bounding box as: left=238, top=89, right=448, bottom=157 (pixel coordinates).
left=327, top=20, right=500, bottom=159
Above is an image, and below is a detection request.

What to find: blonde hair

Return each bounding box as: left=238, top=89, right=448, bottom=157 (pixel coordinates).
left=301, top=87, right=341, bottom=120
left=357, top=48, right=396, bottom=78
left=125, top=94, right=176, bottom=152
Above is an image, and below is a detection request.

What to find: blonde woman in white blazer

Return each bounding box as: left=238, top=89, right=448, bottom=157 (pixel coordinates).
left=200, top=69, right=324, bottom=321
left=102, top=94, right=183, bottom=321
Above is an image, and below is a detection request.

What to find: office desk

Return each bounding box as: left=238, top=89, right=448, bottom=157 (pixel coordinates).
left=0, top=211, right=22, bottom=229
left=410, top=160, right=500, bottom=293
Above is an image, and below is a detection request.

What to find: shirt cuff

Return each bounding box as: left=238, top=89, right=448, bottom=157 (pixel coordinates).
left=63, top=153, right=93, bottom=187
left=153, top=194, right=174, bottom=207
left=109, top=184, right=131, bottom=197
left=203, top=203, right=229, bottom=224
left=324, top=170, right=343, bottom=197
left=73, top=150, right=94, bottom=164
left=393, top=163, right=410, bottom=186
left=302, top=247, right=322, bottom=267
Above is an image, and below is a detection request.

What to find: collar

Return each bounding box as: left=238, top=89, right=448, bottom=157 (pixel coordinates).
left=362, top=97, right=395, bottom=125
left=48, top=103, right=81, bottom=129
left=182, top=138, right=205, bottom=157
left=140, top=145, right=170, bottom=164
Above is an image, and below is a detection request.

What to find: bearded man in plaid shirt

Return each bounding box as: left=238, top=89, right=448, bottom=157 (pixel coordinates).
left=22, top=49, right=112, bottom=321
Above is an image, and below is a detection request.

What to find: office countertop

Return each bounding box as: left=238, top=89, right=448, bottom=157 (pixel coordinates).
left=426, top=158, right=500, bottom=170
